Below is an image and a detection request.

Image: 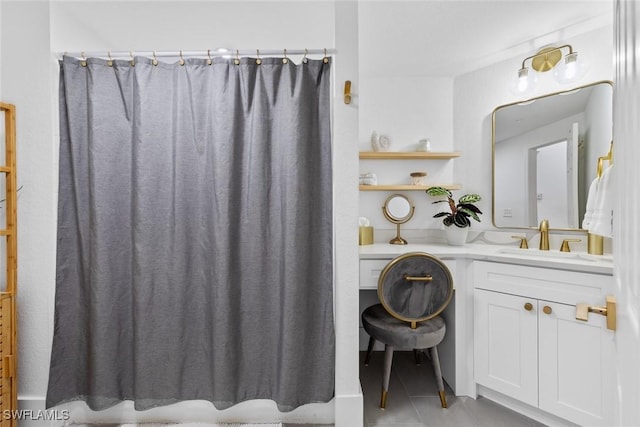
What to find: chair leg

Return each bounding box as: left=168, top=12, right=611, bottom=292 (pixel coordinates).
left=364, top=336, right=375, bottom=366
left=413, top=348, right=422, bottom=365
left=380, top=344, right=394, bottom=409
left=428, top=346, right=448, bottom=408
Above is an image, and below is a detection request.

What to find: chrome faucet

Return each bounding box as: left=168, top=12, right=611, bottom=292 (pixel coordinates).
left=539, top=219, right=550, bottom=250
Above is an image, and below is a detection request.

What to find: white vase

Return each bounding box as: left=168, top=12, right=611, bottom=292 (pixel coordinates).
left=371, top=131, right=380, bottom=151
left=445, top=226, right=468, bottom=246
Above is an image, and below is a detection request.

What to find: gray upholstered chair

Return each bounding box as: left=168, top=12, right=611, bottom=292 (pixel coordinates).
left=362, top=252, right=454, bottom=409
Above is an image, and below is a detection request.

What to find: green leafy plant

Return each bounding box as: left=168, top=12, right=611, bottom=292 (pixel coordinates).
left=426, top=186, right=482, bottom=228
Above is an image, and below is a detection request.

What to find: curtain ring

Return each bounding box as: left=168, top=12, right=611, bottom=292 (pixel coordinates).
left=207, top=49, right=213, bottom=66
left=152, top=51, right=159, bottom=66
left=234, top=49, right=240, bottom=65
left=129, top=51, right=135, bottom=67
left=256, top=49, right=262, bottom=65
left=282, top=48, right=289, bottom=64
left=302, top=48, right=308, bottom=64
left=80, top=52, right=87, bottom=67
left=107, top=51, right=113, bottom=67
left=323, top=48, right=329, bottom=64
left=179, top=50, right=185, bottom=66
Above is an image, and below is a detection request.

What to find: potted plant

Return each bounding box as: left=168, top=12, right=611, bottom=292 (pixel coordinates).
left=426, top=186, right=482, bottom=245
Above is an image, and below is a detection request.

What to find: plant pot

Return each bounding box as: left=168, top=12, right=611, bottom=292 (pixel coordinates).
left=445, top=226, right=469, bottom=246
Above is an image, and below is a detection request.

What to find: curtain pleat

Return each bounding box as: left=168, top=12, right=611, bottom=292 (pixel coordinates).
left=47, top=56, right=334, bottom=412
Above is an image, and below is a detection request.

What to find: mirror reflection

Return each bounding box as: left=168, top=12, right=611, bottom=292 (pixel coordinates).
left=382, top=194, right=415, bottom=245
left=492, top=81, right=613, bottom=230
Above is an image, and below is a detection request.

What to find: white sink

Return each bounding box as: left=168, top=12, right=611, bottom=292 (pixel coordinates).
left=497, top=248, right=607, bottom=262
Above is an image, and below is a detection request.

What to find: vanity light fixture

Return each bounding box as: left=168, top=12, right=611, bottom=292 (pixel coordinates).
left=514, top=44, right=586, bottom=94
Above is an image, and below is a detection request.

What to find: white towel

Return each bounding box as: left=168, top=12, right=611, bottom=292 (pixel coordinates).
left=589, top=165, right=614, bottom=237
left=582, top=176, right=599, bottom=229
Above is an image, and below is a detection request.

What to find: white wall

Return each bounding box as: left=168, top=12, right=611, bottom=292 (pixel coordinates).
left=50, top=1, right=333, bottom=53
left=1, top=1, right=363, bottom=425
left=358, top=75, right=455, bottom=234
left=357, top=3, right=456, bottom=236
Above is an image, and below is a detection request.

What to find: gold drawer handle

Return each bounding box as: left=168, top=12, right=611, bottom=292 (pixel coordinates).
left=404, top=275, right=433, bottom=282
left=543, top=306, right=552, bottom=315
left=524, top=302, right=533, bottom=311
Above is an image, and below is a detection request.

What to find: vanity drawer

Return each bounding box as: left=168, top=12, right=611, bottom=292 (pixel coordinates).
left=359, top=259, right=388, bottom=289
left=473, top=260, right=611, bottom=306
left=360, top=257, right=457, bottom=290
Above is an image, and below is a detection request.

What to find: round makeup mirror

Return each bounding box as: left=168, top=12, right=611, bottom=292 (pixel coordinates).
left=382, top=194, right=415, bottom=245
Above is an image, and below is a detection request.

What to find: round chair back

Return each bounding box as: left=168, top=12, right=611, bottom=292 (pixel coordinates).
left=377, top=252, right=454, bottom=328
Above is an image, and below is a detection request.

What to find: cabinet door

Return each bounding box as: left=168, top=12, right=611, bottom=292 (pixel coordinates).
left=538, top=300, right=614, bottom=426
left=474, top=289, right=538, bottom=406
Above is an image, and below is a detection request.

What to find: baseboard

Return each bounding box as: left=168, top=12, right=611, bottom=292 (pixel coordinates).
left=17, top=395, right=339, bottom=426
left=15, top=397, right=65, bottom=427
left=334, top=389, right=363, bottom=427
left=477, top=386, right=579, bottom=427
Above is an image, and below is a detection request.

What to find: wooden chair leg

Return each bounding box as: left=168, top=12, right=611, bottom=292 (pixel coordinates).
left=429, top=346, right=447, bottom=408
left=413, top=348, right=422, bottom=365
left=381, top=344, right=394, bottom=409
left=364, top=336, right=375, bottom=366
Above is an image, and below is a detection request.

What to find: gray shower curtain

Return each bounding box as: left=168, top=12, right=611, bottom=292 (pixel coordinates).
left=47, top=55, right=334, bottom=411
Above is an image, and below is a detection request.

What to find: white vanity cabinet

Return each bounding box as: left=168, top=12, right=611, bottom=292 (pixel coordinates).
left=473, top=261, right=615, bottom=426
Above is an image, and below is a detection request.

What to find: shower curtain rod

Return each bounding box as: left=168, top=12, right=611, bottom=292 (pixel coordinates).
left=59, top=48, right=335, bottom=61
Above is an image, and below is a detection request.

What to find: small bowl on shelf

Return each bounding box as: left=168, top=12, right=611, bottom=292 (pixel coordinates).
left=410, top=172, right=427, bottom=185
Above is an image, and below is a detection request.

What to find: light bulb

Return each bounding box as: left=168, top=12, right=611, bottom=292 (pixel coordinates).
left=511, top=67, right=537, bottom=95
left=554, top=52, right=586, bottom=84
left=564, top=53, right=578, bottom=79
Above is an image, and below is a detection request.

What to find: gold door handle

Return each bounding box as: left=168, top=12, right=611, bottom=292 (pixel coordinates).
left=576, top=295, right=617, bottom=331
left=543, top=305, right=552, bottom=315
left=524, top=302, right=533, bottom=311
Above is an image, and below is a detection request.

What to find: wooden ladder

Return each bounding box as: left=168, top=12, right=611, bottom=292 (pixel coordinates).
left=0, top=103, right=17, bottom=427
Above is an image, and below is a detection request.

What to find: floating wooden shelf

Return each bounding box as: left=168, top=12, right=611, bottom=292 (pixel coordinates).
left=359, top=184, right=462, bottom=191
left=359, top=151, right=461, bottom=160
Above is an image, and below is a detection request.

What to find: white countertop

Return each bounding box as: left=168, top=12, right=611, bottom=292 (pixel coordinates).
left=359, top=242, right=614, bottom=275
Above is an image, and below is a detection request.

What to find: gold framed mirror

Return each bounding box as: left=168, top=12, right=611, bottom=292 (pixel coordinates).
left=492, top=80, right=613, bottom=230
left=382, top=194, right=415, bottom=245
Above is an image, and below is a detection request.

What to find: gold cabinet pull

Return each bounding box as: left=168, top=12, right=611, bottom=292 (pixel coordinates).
left=543, top=305, right=552, bottom=315
left=524, top=302, right=533, bottom=311
left=576, top=295, right=617, bottom=331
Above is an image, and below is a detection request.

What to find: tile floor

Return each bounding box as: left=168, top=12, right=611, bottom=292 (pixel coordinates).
left=284, top=351, right=545, bottom=427
left=358, top=351, right=546, bottom=427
